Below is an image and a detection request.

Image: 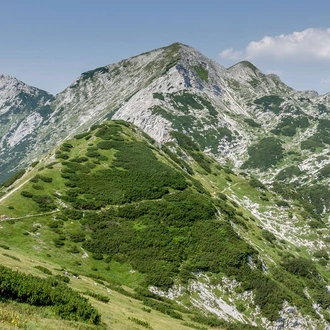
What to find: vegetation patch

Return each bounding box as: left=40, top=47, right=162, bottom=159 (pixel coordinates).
left=61, top=139, right=187, bottom=207
left=80, top=66, right=109, bottom=80
left=128, top=316, right=153, bottom=329
left=244, top=118, right=261, bottom=128
left=193, top=65, right=209, bottom=82
left=171, top=92, right=204, bottom=113
left=272, top=116, right=309, bottom=137
left=275, top=166, right=302, bottom=181
left=254, top=95, right=284, bottom=114
left=34, top=265, right=52, bottom=275
left=301, top=119, right=330, bottom=151
left=299, top=184, right=330, bottom=214
left=84, top=290, right=110, bottom=303
left=242, top=137, right=284, bottom=170
left=0, top=265, right=100, bottom=324
left=1, top=169, right=25, bottom=188
left=153, top=92, right=164, bottom=101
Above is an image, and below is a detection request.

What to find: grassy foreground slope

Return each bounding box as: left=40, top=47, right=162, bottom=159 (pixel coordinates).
left=0, top=120, right=330, bottom=329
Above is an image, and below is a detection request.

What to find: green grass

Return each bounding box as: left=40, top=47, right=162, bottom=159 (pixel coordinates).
left=0, top=253, right=208, bottom=330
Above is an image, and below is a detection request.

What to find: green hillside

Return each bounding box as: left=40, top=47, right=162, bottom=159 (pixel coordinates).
left=0, top=120, right=330, bottom=329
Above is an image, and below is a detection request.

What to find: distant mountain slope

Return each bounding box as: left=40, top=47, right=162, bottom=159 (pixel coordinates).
left=0, top=75, right=54, bottom=178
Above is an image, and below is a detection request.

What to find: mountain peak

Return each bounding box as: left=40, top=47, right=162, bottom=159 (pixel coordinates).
left=227, top=60, right=260, bottom=73
left=0, top=74, right=53, bottom=98
left=0, top=75, right=34, bottom=108
left=0, top=74, right=22, bottom=89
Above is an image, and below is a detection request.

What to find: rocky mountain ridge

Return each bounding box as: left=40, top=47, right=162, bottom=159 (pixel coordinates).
left=1, top=43, right=330, bottom=183
left=2, top=43, right=330, bottom=226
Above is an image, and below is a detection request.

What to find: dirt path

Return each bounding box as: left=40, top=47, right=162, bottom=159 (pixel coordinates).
left=0, top=210, right=59, bottom=222
left=220, top=182, right=239, bottom=193
left=0, top=175, right=32, bottom=204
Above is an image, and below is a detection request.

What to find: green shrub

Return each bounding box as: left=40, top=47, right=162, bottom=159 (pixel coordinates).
left=20, top=191, right=33, bottom=198
left=97, top=140, right=114, bottom=150
left=62, top=143, right=73, bottom=148
left=282, top=257, right=318, bottom=278
left=30, top=175, right=40, bottom=183
left=318, top=164, right=330, bottom=178
left=92, top=253, right=104, bottom=260
left=313, top=249, right=329, bottom=260
left=254, top=95, right=284, bottom=114
left=170, top=131, right=199, bottom=151
left=32, top=184, right=44, bottom=190
left=70, top=157, right=88, bottom=163
left=53, top=274, right=70, bottom=283
left=68, top=245, right=80, bottom=254
left=262, top=230, right=276, bottom=243
left=235, top=301, right=246, bottom=312
left=193, top=65, right=209, bottom=82
left=30, top=161, right=39, bottom=167
left=276, top=200, right=290, bottom=208
left=218, top=192, right=227, bottom=200
left=74, top=132, right=90, bottom=139
left=249, top=178, right=266, bottom=190
left=128, top=317, right=152, bottom=329
left=242, top=137, right=284, bottom=170
left=244, top=118, right=261, bottom=128
left=84, top=290, right=110, bottom=303
left=34, top=265, right=52, bottom=275
left=142, top=299, right=182, bottom=320
left=53, top=238, right=65, bottom=247
left=95, top=124, right=122, bottom=140
left=55, top=152, right=69, bottom=160
left=275, top=166, right=302, bottom=181
left=69, top=231, right=86, bottom=243
left=3, top=253, right=20, bottom=261
left=62, top=209, right=83, bottom=220
left=0, top=264, right=100, bottom=324
left=153, top=92, right=164, bottom=100
left=86, top=150, right=101, bottom=158
left=1, top=169, right=26, bottom=187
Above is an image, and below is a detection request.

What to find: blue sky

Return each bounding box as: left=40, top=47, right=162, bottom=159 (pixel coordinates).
left=1, top=0, right=330, bottom=95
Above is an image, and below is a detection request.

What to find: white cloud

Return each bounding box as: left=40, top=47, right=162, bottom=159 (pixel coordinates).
left=220, top=28, right=330, bottom=62
left=322, top=76, right=330, bottom=84
left=219, top=48, right=243, bottom=61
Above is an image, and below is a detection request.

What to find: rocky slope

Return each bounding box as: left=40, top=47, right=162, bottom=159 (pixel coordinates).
left=1, top=43, right=330, bottom=185
left=1, top=43, right=329, bottom=185
left=0, top=75, right=54, bottom=177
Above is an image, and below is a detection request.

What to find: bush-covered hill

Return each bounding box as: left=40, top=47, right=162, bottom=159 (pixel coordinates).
left=1, top=120, right=330, bottom=329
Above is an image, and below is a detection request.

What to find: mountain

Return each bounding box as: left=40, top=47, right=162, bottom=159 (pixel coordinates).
left=1, top=43, right=330, bottom=329
left=1, top=120, right=330, bottom=330
left=1, top=43, right=330, bottom=187
left=0, top=75, right=54, bottom=177
left=2, top=42, right=330, bottom=231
